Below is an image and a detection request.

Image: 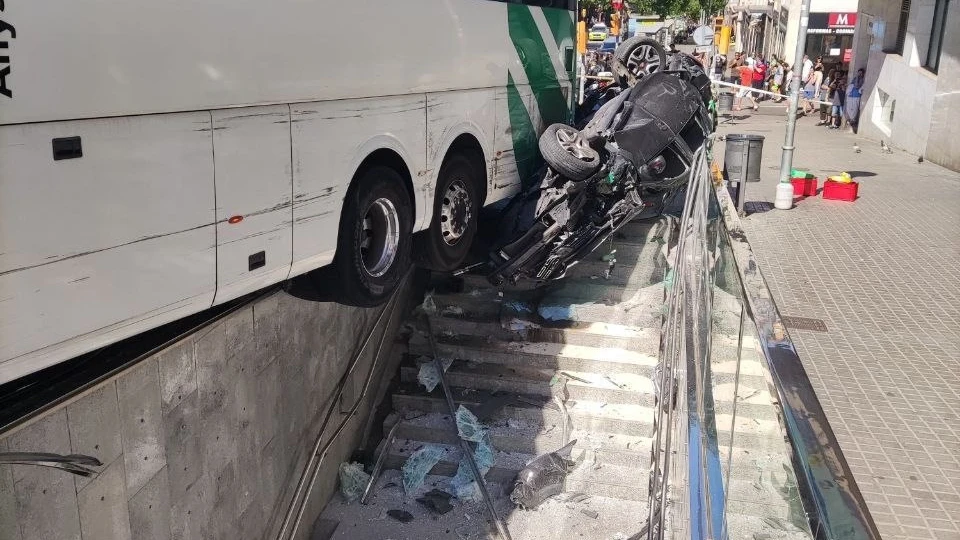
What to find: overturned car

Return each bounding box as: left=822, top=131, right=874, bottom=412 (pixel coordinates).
left=486, top=40, right=713, bottom=285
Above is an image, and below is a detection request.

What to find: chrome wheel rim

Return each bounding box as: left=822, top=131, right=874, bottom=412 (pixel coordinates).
left=360, top=197, right=400, bottom=277
left=439, top=179, right=472, bottom=246
left=627, top=44, right=661, bottom=77
left=556, top=127, right=597, bottom=163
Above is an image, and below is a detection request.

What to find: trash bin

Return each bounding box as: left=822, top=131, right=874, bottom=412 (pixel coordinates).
left=717, top=92, right=734, bottom=115
left=723, top=134, right=764, bottom=212
left=723, top=134, right=764, bottom=183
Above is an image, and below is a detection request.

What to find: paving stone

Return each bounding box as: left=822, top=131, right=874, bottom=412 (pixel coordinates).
left=720, top=107, right=960, bottom=540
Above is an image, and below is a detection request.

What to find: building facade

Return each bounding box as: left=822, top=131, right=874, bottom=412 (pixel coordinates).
left=850, top=0, right=958, bottom=170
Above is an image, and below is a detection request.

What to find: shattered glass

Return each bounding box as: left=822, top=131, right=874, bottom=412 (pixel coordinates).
left=420, top=292, right=437, bottom=314
left=450, top=437, right=495, bottom=502
left=338, top=462, right=370, bottom=503
left=417, top=356, right=453, bottom=393
left=401, top=444, right=446, bottom=494
left=454, top=405, right=487, bottom=442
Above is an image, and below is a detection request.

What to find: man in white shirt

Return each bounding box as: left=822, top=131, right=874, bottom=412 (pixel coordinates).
left=801, top=54, right=813, bottom=82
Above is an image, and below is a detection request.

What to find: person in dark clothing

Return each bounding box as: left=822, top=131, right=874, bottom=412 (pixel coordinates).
left=830, top=73, right=847, bottom=129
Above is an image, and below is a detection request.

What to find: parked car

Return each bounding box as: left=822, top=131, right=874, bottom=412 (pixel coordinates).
left=588, top=24, right=609, bottom=41
left=599, top=37, right=618, bottom=54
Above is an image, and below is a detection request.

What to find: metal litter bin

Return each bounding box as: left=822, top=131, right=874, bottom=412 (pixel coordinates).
left=717, top=92, right=734, bottom=115
left=723, top=134, right=764, bottom=211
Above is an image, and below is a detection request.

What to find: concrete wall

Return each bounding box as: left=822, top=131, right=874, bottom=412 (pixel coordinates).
left=854, top=0, right=960, bottom=170
left=0, top=283, right=413, bottom=540
left=925, top=7, right=960, bottom=171
left=861, top=50, right=938, bottom=156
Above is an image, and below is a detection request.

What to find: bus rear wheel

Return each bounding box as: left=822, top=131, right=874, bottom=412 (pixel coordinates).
left=333, top=165, right=413, bottom=306
left=414, top=153, right=483, bottom=272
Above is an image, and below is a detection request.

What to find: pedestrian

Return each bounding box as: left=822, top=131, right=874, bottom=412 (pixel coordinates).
left=771, top=61, right=785, bottom=102
left=752, top=56, right=767, bottom=101
left=728, top=51, right=743, bottom=83
left=735, top=58, right=759, bottom=111
left=800, top=54, right=813, bottom=83
left=830, top=72, right=846, bottom=129
left=712, top=53, right=726, bottom=81
left=802, top=65, right=823, bottom=115
left=846, top=67, right=865, bottom=128
left=817, top=70, right=835, bottom=125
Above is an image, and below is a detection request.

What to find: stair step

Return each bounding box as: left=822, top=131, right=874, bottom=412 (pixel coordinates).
left=408, top=334, right=658, bottom=376
left=391, top=384, right=653, bottom=437
left=392, top=412, right=650, bottom=469
left=399, top=358, right=655, bottom=406
left=383, top=440, right=650, bottom=502
left=459, top=272, right=658, bottom=301
left=429, top=315, right=661, bottom=354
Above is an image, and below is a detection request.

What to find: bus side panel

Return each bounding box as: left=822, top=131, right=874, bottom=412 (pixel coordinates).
left=0, top=0, right=514, bottom=126
left=0, top=114, right=217, bottom=383
left=288, top=96, right=427, bottom=278
left=489, top=83, right=537, bottom=204
left=211, top=105, right=293, bottom=305
left=424, top=89, right=496, bottom=230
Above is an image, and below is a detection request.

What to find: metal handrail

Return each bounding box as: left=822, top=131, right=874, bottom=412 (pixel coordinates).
left=714, top=186, right=882, bottom=540
left=649, top=141, right=728, bottom=540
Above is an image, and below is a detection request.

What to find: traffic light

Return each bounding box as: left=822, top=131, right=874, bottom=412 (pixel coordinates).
left=611, top=12, right=620, bottom=37
left=577, top=20, right=587, bottom=54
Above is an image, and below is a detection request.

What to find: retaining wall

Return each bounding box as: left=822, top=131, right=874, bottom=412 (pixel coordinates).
left=0, top=280, right=415, bottom=540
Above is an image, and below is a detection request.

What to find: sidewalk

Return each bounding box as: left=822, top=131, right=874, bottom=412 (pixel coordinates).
left=715, top=103, right=960, bottom=540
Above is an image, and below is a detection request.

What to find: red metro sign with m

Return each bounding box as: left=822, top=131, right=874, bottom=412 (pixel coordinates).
left=828, top=13, right=857, bottom=27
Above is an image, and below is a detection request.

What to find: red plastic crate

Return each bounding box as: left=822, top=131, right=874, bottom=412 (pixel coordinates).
left=790, top=177, right=819, bottom=196
left=822, top=180, right=859, bottom=201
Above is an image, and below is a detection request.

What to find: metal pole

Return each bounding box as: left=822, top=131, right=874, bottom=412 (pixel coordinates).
left=777, top=0, right=812, bottom=185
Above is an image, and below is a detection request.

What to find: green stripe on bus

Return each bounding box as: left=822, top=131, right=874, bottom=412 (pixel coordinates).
left=507, top=4, right=570, bottom=127
left=540, top=8, right=574, bottom=53
left=506, top=72, right=540, bottom=187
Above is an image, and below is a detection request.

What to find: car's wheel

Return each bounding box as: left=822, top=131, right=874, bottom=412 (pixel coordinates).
left=538, top=123, right=601, bottom=181
left=331, top=165, right=412, bottom=306
left=414, top=153, right=483, bottom=271
left=614, top=37, right=667, bottom=87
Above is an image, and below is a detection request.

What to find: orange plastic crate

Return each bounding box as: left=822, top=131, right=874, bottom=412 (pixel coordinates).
left=822, top=180, right=859, bottom=201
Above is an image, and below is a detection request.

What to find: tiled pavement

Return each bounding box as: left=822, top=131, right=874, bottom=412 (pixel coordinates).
left=715, top=105, right=960, bottom=540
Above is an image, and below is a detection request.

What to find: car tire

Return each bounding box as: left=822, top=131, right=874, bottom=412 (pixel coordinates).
left=614, top=37, right=667, bottom=88
left=331, top=165, right=413, bottom=307
left=538, top=123, right=602, bottom=181
left=414, top=153, right=483, bottom=271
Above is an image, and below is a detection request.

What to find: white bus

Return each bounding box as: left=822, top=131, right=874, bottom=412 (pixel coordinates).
left=0, top=0, right=575, bottom=384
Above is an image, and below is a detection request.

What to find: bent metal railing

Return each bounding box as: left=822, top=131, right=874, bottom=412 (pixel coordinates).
left=649, top=137, right=881, bottom=540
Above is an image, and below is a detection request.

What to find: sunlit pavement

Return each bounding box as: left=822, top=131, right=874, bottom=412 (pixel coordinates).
left=715, top=107, right=960, bottom=539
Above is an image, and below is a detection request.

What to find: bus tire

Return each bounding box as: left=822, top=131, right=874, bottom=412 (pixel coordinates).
left=332, top=165, right=413, bottom=307
left=414, top=153, right=483, bottom=271
left=539, top=123, right=601, bottom=181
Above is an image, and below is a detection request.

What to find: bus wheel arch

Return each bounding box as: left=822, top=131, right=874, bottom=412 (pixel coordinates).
left=414, top=133, right=487, bottom=272
left=330, top=149, right=415, bottom=307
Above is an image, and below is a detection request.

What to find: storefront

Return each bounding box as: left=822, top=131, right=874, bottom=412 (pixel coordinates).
left=805, top=12, right=857, bottom=72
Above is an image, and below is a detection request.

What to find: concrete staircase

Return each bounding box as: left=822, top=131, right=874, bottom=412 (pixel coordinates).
left=318, top=220, right=813, bottom=540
